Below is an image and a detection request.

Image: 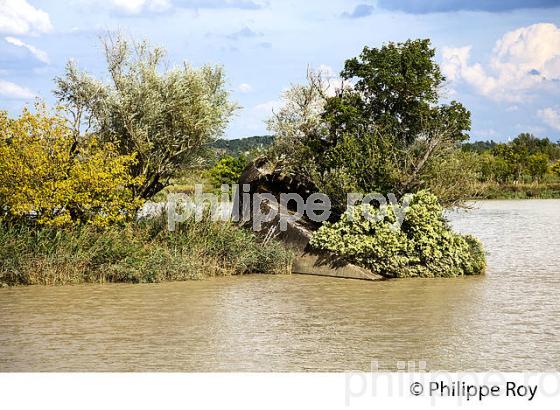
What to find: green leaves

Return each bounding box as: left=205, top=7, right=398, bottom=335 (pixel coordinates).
left=207, top=155, right=248, bottom=188
left=552, top=160, right=560, bottom=177
left=527, top=153, right=549, bottom=181
left=310, top=191, right=486, bottom=278
left=466, top=133, right=560, bottom=184
left=336, top=39, right=453, bottom=144
left=269, top=39, right=475, bottom=209
left=54, top=33, right=237, bottom=199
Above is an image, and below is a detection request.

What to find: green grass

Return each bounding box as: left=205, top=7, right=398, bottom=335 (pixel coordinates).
left=0, top=217, right=292, bottom=286
left=152, top=167, right=212, bottom=202
left=472, top=181, right=560, bottom=199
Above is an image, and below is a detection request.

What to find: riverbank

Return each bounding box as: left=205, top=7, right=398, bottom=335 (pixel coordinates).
left=0, top=217, right=292, bottom=286
left=2, top=200, right=559, bottom=371
left=472, top=181, right=560, bottom=199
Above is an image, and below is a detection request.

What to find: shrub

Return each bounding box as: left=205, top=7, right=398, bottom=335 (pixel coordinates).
left=0, top=217, right=292, bottom=286
left=207, top=155, right=248, bottom=188
left=0, top=105, right=143, bottom=227
left=309, top=191, right=485, bottom=278
left=527, top=153, right=549, bottom=182
left=551, top=160, right=560, bottom=177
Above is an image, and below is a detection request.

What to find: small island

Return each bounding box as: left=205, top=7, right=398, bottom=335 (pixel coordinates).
left=2, top=35, right=559, bottom=286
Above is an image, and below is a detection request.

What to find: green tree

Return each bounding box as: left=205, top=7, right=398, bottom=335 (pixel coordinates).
left=270, top=40, right=473, bottom=208
left=331, top=39, right=468, bottom=143
left=0, top=105, right=143, bottom=227
left=478, top=153, right=512, bottom=183
left=492, top=144, right=521, bottom=182
left=267, top=69, right=331, bottom=181
left=552, top=160, right=560, bottom=177
left=55, top=33, right=237, bottom=199
left=527, top=153, right=549, bottom=182
left=208, top=155, right=248, bottom=188
left=512, top=133, right=560, bottom=160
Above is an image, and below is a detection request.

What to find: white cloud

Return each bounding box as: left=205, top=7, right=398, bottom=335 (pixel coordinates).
left=227, top=99, right=281, bottom=135
left=441, top=46, right=496, bottom=95
left=5, top=36, right=49, bottom=63
left=238, top=83, right=253, bottom=93
left=253, top=99, right=282, bottom=114
left=317, top=64, right=335, bottom=78
left=108, top=0, right=171, bottom=14
left=0, top=79, right=35, bottom=99
left=538, top=107, right=560, bottom=131
left=0, top=0, right=53, bottom=35
left=96, top=0, right=265, bottom=15
left=442, top=23, right=560, bottom=102
left=316, top=64, right=350, bottom=97
left=471, top=128, right=499, bottom=139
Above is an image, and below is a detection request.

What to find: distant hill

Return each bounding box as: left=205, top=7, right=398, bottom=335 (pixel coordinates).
left=212, top=135, right=275, bottom=156
left=461, top=140, right=498, bottom=153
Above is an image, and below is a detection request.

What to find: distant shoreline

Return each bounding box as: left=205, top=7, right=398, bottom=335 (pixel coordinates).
left=471, top=182, right=560, bottom=200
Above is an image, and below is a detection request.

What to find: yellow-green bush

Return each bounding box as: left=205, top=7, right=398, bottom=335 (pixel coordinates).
left=310, top=191, right=486, bottom=278
left=0, top=105, right=143, bottom=227
left=552, top=160, right=560, bottom=177
left=207, top=155, right=248, bottom=188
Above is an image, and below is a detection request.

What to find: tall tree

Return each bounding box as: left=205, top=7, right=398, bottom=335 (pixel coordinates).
left=55, top=33, right=237, bottom=199
left=270, top=39, right=474, bottom=208
left=330, top=39, right=453, bottom=142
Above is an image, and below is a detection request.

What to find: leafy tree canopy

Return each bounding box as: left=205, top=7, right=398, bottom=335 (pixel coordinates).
left=269, top=39, right=474, bottom=209
left=463, top=134, right=560, bottom=184
left=327, top=39, right=469, bottom=145
left=207, top=155, right=248, bottom=188
left=0, top=105, right=143, bottom=227
left=55, top=33, right=237, bottom=199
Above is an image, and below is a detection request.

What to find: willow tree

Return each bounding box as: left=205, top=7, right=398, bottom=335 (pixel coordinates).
left=55, top=33, right=237, bottom=199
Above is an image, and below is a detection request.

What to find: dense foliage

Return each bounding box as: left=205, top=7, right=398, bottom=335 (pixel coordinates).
left=553, top=160, right=560, bottom=177
left=310, top=191, right=486, bottom=278
left=0, top=216, right=292, bottom=286
left=55, top=33, right=237, bottom=199
left=0, top=35, right=295, bottom=288
left=463, top=133, right=560, bottom=183
left=207, top=155, right=248, bottom=188
left=212, top=135, right=274, bottom=157
left=0, top=106, right=143, bottom=227
left=269, top=39, right=475, bottom=209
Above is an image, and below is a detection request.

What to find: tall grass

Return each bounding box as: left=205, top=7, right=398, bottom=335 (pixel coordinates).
left=473, top=181, right=560, bottom=199
left=0, top=217, right=292, bottom=286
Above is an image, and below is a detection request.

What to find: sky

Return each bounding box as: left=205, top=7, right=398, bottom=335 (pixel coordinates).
left=1, top=0, right=560, bottom=141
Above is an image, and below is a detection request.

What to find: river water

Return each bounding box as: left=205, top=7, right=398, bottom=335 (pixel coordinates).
left=1, top=199, right=559, bottom=371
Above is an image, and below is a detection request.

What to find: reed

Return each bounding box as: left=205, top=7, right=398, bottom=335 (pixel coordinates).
left=0, top=217, right=292, bottom=286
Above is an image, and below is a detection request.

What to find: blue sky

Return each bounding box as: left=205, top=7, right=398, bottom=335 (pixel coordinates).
left=1, top=0, right=560, bottom=141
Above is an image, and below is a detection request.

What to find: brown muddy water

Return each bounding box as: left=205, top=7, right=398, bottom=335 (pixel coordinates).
left=1, top=199, right=559, bottom=371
